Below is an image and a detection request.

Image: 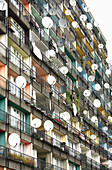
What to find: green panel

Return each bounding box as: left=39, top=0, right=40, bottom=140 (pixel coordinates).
left=65, top=48, right=74, bottom=61
left=67, top=72, right=76, bottom=81
left=0, top=132, right=5, bottom=146
left=25, top=113, right=30, bottom=134
left=0, top=98, right=5, bottom=122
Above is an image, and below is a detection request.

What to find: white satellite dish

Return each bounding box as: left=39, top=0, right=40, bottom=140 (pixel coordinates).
left=60, top=112, right=70, bottom=121
left=108, top=116, right=112, bottom=122
left=73, top=103, right=77, bottom=116
left=70, top=0, right=76, bottom=6
left=90, top=134, right=96, bottom=140
left=48, top=49, right=56, bottom=57
left=83, top=89, right=91, bottom=97
left=103, top=126, right=108, bottom=131
left=44, top=120, right=54, bottom=131
left=80, top=14, right=87, bottom=22
left=32, top=118, right=42, bottom=128
left=93, top=99, right=101, bottom=108
left=8, top=133, right=20, bottom=147
left=83, top=110, right=88, bottom=115
left=87, top=22, right=93, bottom=30
left=57, top=38, right=65, bottom=47
left=106, top=69, right=111, bottom=76
left=104, top=83, right=110, bottom=89
left=106, top=58, right=110, bottom=64
left=72, top=21, right=78, bottom=28
left=16, top=76, right=26, bottom=88
left=98, top=44, right=104, bottom=49
left=65, top=8, right=71, bottom=16
left=84, top=6, right=90, bottom=12
left=42, top=16, right=53, bottom=29
left=94, top=21, right=99, bottom=27
left=77, top=66, right=83, bottom=72
left=59, top=18, right=67, bottom=28
left=91, top=63, right=98, bottom=70
left=60, top=66, right=68, bottom=75
left=88, top=75, right=95, bottom=82
left=95, top=83, right=101, bottom=91
left=47, top=75, right=56, bottom=85
left=49, top=8, right=57, bottom=15
left=91, top=116, right=98, bottom=123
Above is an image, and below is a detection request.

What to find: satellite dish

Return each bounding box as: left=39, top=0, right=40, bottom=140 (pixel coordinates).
left=60, top=112, right=70, bottom=121
left=44, top=120, right=54, bottom=131
left=90, top=134, right=96, bottom=140
left=84, top=6, right=90, bottom=12
left=47, top=75, right=56, bottom=85
left=77, top=66, right=83, bottom=72
left=59, top=18, right=67, bottom=28
left=103, top=126, right=108, bottom=131
left=16, top=76, right=26, bottom=88
left=87, top=22, right=93, bottom=30
left=106, top=69, right=111, bottom=76
left=91, top=63, right=98, bottom=70
left=104, top=83, right=110, bottom=89
left=48, top=49, right=56, bottom=57
left=93, top=99, right=101, bottom=108
left=80, top=14, right=87, bottom=22
left=98, top=44, right=104, bottom=49
left=49, top=8, right=57, bottom=15
left=8, top=133, right=20, bottom=147
left=72, top=21, right=78, bottom=28
left=81, top=125, right=87, bottom=132
left=60, top=66, right=68, bottom=75
left=108, top=116, right=112, bottom=122
left=94, top=21, right=99, bottom=27
left=32, top=118, right=42, bottom=128
left=95, top=83, right=101, bottom=91
left=88, top=75, right=95, bottom=82
left=42, top=16, right=53, bottom=29
left=65, top=8, right=71, bottom=16
left=70, top=0, right=76, bottom=6
left=83, top=110, right=88, bottom=115
left=91, top=116, right=98, bottom=123
left=80, top=134, right=85, bottom=140
left=59, top=85, right=67, bottom=94
left=106, top=58, right=110, bottom=64
left=73, top=103, right=77, bottom=116
left=57, top=38, right=65, bottom=47
left=83, top=89, right=91, bottom=97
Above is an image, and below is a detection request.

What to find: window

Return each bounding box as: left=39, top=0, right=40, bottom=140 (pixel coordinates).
left=52, top=132, right=61, bottom=148
left=53, top=158, right=63, bottom=169
left=69, top=164, right=76, bottom=170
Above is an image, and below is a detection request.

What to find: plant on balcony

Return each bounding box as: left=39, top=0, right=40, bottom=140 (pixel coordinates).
left=66, top=90, right=72, bottom=109
left=75, top=89, right=80, bottom=113
left=9, top=152, right=35, bottom=166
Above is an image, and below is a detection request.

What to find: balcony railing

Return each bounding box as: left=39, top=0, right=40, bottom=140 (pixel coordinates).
left=0, top=145, right=65, bottom=170
left=0, top=110, right=109, bottom=169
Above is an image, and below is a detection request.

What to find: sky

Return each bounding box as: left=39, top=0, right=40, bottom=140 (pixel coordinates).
left=84, top=0, right=112, bottom=60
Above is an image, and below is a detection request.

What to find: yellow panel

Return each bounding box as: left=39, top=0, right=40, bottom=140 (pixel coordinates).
left=101, top=51, right=106, bottom=59
left=93, top=37, right=98, bottom=46
left=87, top=61, right=92, bottom=67
left=95, top=137, right=99, bottom=144
left=63, top=7, right=73, bottom=23
left=76, top=44, right=85, bottom=56
left=98, top=107, right=103, bottom=112
left=105, top=112, right=108, bottom=118
left=76, top=28, right=84, bottom=38
left=86, top=41, right=93, bottom=52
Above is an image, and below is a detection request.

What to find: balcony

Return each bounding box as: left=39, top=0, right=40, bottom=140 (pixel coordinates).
left=0, top=10, right=6, bottom=34
left=0, top=145, right=65, bottom=170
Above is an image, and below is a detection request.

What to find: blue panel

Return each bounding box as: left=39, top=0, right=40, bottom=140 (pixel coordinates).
left=0, top=132, right=5, bottom=146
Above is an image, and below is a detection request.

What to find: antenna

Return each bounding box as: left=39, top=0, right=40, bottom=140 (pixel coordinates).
left=91, top=63, right=98, bottom=70
left=32, top=118, right=42, bottom=128
left=80, top=14, right=87, bottom=22
left=47, top=75, right=56, bottom=85
left=95, top=83, right=101, bottom=91
left=44, top=120, right=54, bottom=131
left=60, top=111, right=70, bottom=121
left=60, top=66, right=68, bottom=75
left=16, top=76, right=26, bottom=88
left=88, top=75, right=95, bottom=82
left=42, top=16, right=53, bottom=29
left=77, top=66, right=83, bottom=72
left=8, top=133, right=20, bottom=147
left=104, top=83, right=110, bottom=89
left=57, top=38, right=65, bottom=47
left=59, top=18, right=67, bottom=28
left=83, top=89, right=91, bottom=97
left=93, top=99, right=101, bottom=108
